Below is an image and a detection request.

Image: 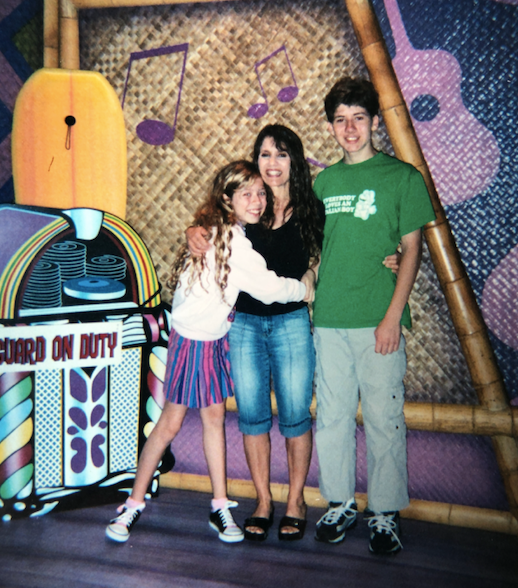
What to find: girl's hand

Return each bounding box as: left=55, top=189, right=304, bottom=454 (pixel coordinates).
left=301, top=268, right=317, bottom=303
left=383, top=251, right=401, bottom=274
left=186, top=226, right=211, bottom=257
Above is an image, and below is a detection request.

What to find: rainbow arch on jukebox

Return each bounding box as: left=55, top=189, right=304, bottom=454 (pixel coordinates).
left=0, top=212, right=69, bottom=319
left=102, top=212, right=161, bottom=309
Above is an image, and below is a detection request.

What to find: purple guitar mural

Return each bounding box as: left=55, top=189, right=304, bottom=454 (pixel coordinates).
left=384, top=0, right=501, bottom=206
left=482, top=245, right=518, bottom=357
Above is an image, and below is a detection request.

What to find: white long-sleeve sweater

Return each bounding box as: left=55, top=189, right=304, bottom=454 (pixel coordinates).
left=171, top=225, right=306, bottom=341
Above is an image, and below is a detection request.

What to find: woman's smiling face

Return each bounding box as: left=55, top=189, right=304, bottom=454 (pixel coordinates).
left=257, top=136, right=291, bottom=191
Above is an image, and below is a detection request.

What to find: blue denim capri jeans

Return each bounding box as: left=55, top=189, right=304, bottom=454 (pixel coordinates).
left=228, top=307, right=315, bottom=438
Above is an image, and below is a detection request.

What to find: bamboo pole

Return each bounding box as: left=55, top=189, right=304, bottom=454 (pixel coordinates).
left=59, top=0, right=80, bottom=69
left=71, top=0, right=232, bottom=8
left=226, top=397, right=518, bottom=437
left=50, top=0, right=231, bottom=66
left=160, top=472, right=518, bottom=536
left=44, top=0, right=59, bottom=67
left=343, top=0, right=518, bottom=519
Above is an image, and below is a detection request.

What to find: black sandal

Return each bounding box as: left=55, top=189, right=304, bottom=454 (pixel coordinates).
left=278, top=515, right=307, bottom=541
left=244, top=506, right=275, bottom=542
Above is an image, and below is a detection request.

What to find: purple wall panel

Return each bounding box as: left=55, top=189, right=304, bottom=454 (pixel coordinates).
left=172, top=411, right=509, bottom=511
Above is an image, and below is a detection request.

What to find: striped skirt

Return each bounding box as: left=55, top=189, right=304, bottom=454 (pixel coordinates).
left=163, top=328, right=234, bottom=408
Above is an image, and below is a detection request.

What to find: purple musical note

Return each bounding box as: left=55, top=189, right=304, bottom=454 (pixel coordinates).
left=248, top=45, right=299, bottom=119
left=306, top=157, right=328, bottom=169
left=121, top=43, right=189, bottom=146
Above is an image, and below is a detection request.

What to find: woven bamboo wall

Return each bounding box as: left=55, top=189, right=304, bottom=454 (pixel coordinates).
left=79, top=0, right=476, bottom=404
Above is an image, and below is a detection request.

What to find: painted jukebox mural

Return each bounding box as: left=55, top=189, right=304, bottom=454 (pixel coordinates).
left=0, top=204, right=173, bottom=520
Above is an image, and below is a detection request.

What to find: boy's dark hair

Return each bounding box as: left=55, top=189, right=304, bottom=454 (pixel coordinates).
left=324, top=77, right=380, bottom=122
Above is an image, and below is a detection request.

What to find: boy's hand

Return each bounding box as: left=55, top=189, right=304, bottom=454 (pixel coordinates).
left=376, top=229, right=422, bottom=354
left=383, top=251, right=401, bottom=274
left=374, top=316, right=401, bottom=355
left=186, top=226, right=211, bottom=256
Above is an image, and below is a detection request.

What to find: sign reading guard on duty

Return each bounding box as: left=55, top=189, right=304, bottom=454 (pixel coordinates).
left=0, top=322, right=123, bottom=372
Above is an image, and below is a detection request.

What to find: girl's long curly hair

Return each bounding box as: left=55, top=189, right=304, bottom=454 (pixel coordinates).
left=253, top=124, right=324, bottom=262
left=168, top=160, right=273, bottom=301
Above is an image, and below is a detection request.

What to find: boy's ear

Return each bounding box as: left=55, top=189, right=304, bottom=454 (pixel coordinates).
left=326, top=121, right=336, bottom=138
left=371, top=115, right=380, bottom=132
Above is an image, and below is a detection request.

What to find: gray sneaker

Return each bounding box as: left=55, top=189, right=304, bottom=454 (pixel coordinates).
left=315, top=498, right=357, bottom=544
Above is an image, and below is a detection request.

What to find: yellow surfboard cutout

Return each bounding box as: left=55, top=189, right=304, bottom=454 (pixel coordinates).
left=12, top=68, right=127, bottom=219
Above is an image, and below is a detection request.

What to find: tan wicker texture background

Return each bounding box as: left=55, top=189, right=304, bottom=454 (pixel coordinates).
left=79, top=0, right=476, bottom=404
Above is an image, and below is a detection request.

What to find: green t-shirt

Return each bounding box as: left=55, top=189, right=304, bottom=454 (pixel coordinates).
left=313, top=151, right=435, bottom=329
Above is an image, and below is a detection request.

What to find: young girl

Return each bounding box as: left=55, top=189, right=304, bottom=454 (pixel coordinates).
left=105, top=160, right=307, bottom=544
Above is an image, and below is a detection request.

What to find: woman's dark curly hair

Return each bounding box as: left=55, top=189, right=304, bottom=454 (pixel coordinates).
left=253, top=124, right=323, bottom=262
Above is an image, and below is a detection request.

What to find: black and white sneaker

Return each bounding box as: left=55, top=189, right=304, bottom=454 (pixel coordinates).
left=368, top=511, right=403, bottom=554
left=315, top=498, right=357, bottom=544
left=209, top=500, right=244, bottom=543
left=106, top=502, right=145, bottom=543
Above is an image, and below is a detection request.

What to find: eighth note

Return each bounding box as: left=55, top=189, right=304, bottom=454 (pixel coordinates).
left=121, top=43, right=189, bottom=146
left=306, top=157, right=327, bottom=170
left=248, top=45, right=298, bottom=119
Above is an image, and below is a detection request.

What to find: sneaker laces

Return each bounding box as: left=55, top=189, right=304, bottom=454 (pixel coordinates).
left=218, top=500, right=239, bottom=529
left=113, top=505, right=141, bottom=528
left=321, top=499, right=356, bottom=524
left=368, top=514, right=403, bottom=550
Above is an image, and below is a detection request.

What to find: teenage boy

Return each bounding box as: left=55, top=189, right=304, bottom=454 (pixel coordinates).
left=312, top=77, right=435, bottom=554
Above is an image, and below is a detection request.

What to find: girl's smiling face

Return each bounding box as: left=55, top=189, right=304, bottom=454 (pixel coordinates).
left=227, top=177, right=267, bottom=225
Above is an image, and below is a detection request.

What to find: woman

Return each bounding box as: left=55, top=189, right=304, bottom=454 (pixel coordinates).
left=231, top=125, right=322, bottom=541
left=188, top=125, right=322, bottom=541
